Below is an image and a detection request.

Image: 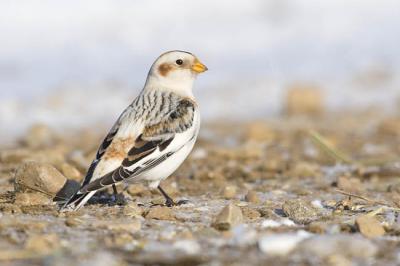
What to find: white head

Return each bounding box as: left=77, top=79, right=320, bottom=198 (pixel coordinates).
left=144, top=50, right=207, bottom=97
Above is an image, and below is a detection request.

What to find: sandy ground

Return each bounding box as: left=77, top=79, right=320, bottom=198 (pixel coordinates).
left=0, top=110, right=400, bottom=266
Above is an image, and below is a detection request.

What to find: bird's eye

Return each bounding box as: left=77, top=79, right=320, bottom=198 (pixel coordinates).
left=176, top=59, right=183, bottom=65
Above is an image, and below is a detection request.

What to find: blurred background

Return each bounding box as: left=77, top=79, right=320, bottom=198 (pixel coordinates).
left=1, top=0, right=399, bottom=141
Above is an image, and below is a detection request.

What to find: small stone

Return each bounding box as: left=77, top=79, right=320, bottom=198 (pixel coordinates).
left=285, top=83, right=324, bottom=116
left=241, top=207, right=261, bottom=220
left=336, top=176, right=362, bottom=193
left=295, top=235, right=377, bottom=259
left=127, top=183, right=147, bottom=196
left=245, top=122, right=276, bottom=142
left=25, top=234, right=60, bottom=254
left=282, top=199, right=320, bottom=224
left=0, top=149, right=31, bottom=163
left=104, top=233, right=135, bottom=248
left=258, top=230, right=311, bottom=256
left=355, top=215, right=385, bottom=238
left=123, top=202, right=144, bottom=217
left=289, top=162, right=320, bottom=178
left=173, top=240, right=201, bottom=255
left=212, top=203, right=243, bottom=230
left=22, top=124, right=58, bottom=149
left=65, top=217, right=84, bottom=227
left=245, top=190, right=260, bottom=204
left=14, top=192, right=52, bottom=206
left=94, top=219, right=141, bottom=233
left=222, top=185, right=237, bottom=199
left=14, top=161, right=67, bottom=197
left=59, top=163, right=82, bottom=181
left=145, top=206, right=176, bottom=221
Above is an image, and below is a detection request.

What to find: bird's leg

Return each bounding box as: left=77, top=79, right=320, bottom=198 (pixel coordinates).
left=157, top=185, right=188, bottom=207
left=111, top=184, right=126, bottom=205
left=112, top=184, right=118, bottom=196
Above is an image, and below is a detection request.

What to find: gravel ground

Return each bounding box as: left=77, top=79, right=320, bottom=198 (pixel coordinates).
left=0, top=111, right=400, bottom=266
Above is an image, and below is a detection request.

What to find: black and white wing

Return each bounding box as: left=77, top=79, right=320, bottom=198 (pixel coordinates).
left=61, top=96, right=196, bottom=210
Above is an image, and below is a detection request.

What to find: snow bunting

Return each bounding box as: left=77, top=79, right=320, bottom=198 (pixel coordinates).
left=61, top=50, right=207, bottom=211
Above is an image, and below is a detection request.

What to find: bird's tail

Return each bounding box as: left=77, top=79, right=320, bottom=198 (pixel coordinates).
left=59, top=191, right=96, bottom=212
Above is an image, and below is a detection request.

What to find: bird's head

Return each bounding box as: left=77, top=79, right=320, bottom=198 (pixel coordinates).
left=145, top=50, right=207, bottom=96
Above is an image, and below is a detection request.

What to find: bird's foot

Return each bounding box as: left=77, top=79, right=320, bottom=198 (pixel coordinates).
left=111, top=193, right=127, bottom=206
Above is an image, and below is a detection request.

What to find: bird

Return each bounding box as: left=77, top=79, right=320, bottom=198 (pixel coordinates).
left=60, top=50, right=207, bottom=211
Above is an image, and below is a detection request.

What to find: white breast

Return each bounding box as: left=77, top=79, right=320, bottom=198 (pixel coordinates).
left=130, top=109, right=200, bottom=188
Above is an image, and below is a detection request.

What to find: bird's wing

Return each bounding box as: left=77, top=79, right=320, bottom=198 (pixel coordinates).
left=80, top=97, right=196, bottom=193
left=80, top=105, right=134, bottom=188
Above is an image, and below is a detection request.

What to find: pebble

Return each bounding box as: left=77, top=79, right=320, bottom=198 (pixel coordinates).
left=290, top=162, right=320, bottom=178
left=241, top=207, right=261, bottom=220
left=145, top=206, right=176, bottom=221
left=222, top=185, right=237, bottom=199
left=65, top=217, right=84, bottom=227
left=282, top=199, right=320, bottom=224
left=285, top=84, right=324, bottom=116
left=58, top=162, right=82, bottom=181
left=173, top=240, right=201, bottom=255
left=230, top=225, right=258, bottom=247
left=21, top=124, right=58, bottom=149
left=94, top=219, right=141, bottom=233
left=245, top=190, right=260, bottom=204
left=0, top=148, right=31, bottom=163
left=355, top=215, right=385, bottom=238
left=25, top=234, right=60, bottom=253
left=14, top=161, right=67, bottom=196
left=212, top=203, right=243, bottom=230
left=258, top=230, right=311, bottom=256
left=123, top=202, right=144, bottom=217
left=14, top=192, right=52, bottom=206
left=126, top=183, right=147, bottom=196
left=336, top=176, right=362, bottom=193
left=295, top=235, right=377, bottom=259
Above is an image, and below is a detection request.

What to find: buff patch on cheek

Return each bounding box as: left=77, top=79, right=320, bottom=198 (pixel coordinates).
left=158, top=63, right=173, bottom=77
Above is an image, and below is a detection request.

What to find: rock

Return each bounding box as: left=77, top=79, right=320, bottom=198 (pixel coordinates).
left=377, top=118, right=400, bottom=137
left=245, top=190, right=260, bottom=204
left=355, top=215, right=385, bottom=238
left=282, top=199, right=320, bottom=224
left=244, top=122, right=276, bottom=142
left=230, top=225, right=258, bottom=247
left=104, top=233, right=135, bottom=248
left=222, top=185, right=237, bottom=199
left=289, top=162, right=320, bottom=178
left=21, top=124, right=58, bottom=149
left=145, top=206, right=176, bottom=221
left=95, top=219, right=141, bottom=233
left=336, top=176, right=362, bottom=193
left=0, top=149, right=31, bottom=163
left=258, top=230, right=311, bottom=256
left=295, top=235, right=378, bottom=259
left=285, top=83, right=324, bottom=116
left=212, top=203, right=243, bottom=230
left=127, top=183, right=147, bottom=196
left=173, top=240, right=201, bottom=255
left=65, top=217, right=84, bottom=227
left=14, top=161, right=67, bottom=197
left=14, top=192, right=52, bottom=206
left=241, top=207, right=261, bottom=220
left=25, top=234, right=60, bottom=253
left=58, top=163, right=82, bottom=181
left=123, top=202, right=144, bottom=217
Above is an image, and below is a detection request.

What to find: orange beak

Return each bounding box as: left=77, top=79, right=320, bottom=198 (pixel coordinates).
left=191, top=58, right=208, bottom=73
